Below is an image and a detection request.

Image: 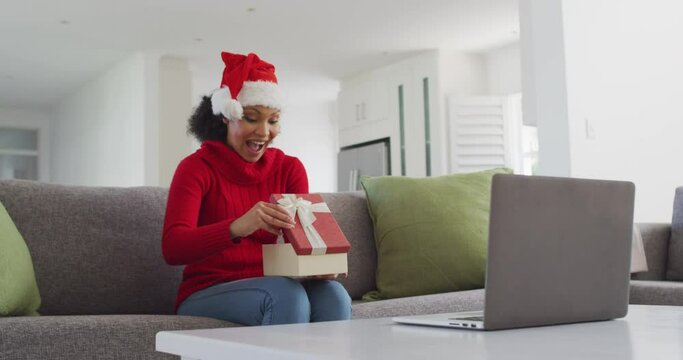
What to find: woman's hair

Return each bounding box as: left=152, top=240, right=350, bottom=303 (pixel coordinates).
left=187, top=96, right=227, bottom=142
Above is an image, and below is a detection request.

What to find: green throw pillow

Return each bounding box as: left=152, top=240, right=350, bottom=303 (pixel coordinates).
left=0, top=200, right=41, bottom=316
left=361, top=168, right=511, bottom=300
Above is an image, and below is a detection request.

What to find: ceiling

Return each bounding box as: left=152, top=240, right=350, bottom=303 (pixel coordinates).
left=0, top=0, right=519, bottom=109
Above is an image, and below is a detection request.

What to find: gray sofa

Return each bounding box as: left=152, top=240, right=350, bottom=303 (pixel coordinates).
left=0, top=180, right=681, bottom=359
left=629, top=187, right=683, bottom=304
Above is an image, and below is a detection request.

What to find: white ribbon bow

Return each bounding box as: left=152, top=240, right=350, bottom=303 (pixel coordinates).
left=277, top=194, right=331, bottom=255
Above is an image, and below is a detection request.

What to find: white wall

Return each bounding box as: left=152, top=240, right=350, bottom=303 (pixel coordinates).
left=519, top=0, right=683, bottom=222
left=561, top=0, right=683, bottom=222
left=51, top=53, right=194, bottom=188
left=484, top=42, right=522, bottom=96
left=0, top=108, right=49, bottom=124
left=52, top=53, right=148, bottom=186
left=158, top=57, right=194, bottom=187
left=189, top=61, right=221, bottom=108
left=519, top=0, right=572, bottom=176
left=143, top=53, right=160, bottom=186
left=276, top=71, right=338, bottom=192
left=438, top=50, right=486, bottom=99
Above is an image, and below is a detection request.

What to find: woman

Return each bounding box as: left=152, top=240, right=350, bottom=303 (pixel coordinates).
left=162, top=52, right=351, bottom=326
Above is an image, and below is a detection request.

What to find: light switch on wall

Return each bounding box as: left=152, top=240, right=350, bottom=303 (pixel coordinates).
left=585, top=117, right=597, bottom=140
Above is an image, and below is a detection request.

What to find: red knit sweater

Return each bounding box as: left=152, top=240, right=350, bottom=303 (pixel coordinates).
left=161, top=141, right=309, bottom=311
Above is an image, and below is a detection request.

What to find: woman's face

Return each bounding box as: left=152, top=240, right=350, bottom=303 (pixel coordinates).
left=226, top=105, right=281, bottom=162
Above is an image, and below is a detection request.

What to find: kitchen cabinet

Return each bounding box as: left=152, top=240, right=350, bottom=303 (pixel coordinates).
left=338, top=77, right=388, bottom=131
left=338, top=51, right=444, bottom=178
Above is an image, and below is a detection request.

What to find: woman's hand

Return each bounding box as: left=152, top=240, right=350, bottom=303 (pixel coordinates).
left=230, top=201, right=296, bottom=239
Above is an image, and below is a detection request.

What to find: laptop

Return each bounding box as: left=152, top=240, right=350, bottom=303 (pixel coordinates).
left=393, top=174, right=635, bottom=331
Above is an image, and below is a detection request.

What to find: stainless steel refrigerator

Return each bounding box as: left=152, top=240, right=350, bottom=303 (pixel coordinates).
left=337, top=139, right=390, bottom=191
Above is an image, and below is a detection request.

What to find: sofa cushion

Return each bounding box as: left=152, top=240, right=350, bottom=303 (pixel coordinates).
left=666, top=187, right=683, bottom=280
left=0, top=314, right=236, bottom=360
left=0, top=200, right=41, bottom=316
left=631, top=223, right=671, bottom=281
left=629, top=280, right=683, bottom=306
left=352, top=288, right=485, bottom=319
left=360, top=168, right=510, bottom=300
left=0, top=180, right=179, bottom=315
left=321, top=192, right=377, bottom=299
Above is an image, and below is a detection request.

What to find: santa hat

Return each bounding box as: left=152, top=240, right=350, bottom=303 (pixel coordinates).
left=211, top=52, right=282, bottom=121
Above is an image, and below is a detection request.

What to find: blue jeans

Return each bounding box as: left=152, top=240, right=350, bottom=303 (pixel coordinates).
left=177, top=276, right=352, bottom=326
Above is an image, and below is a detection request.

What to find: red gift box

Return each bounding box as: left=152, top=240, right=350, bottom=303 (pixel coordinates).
left=269, top=194, right=351, bottom=255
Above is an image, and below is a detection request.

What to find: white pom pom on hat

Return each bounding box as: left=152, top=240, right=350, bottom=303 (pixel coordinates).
left=210, top=52, right=282, bottom=121
left=210, top=87, right=243, bottom=122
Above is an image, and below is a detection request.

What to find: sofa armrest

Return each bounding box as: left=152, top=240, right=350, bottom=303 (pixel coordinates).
left=631, top=223, right=671, bottom=281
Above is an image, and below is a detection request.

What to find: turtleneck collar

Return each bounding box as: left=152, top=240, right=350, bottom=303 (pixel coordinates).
left=198, top=140, right=284, bottom=185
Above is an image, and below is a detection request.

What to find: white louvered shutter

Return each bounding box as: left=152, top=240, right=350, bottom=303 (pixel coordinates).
left=448, top=95, right=522, bottom=174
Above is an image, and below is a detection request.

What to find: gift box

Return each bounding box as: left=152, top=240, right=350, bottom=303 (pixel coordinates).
left=269, top=193, right=351, bottom=255
left=262, top=243, right=348, bottom=277
left=262, top=193, right=350, bottom=276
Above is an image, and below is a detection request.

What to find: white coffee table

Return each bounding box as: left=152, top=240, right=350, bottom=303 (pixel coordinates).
left=156, top=305, right=683, bottom=359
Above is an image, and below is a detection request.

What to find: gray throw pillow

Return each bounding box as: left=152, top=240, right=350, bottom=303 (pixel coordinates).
left=666, top=187, right=683, bottom=280
left=630, top=224, right=647, bottom=273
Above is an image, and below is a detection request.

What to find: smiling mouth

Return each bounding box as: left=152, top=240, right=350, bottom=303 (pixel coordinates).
left=246, top=140, right=266, bottom=153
